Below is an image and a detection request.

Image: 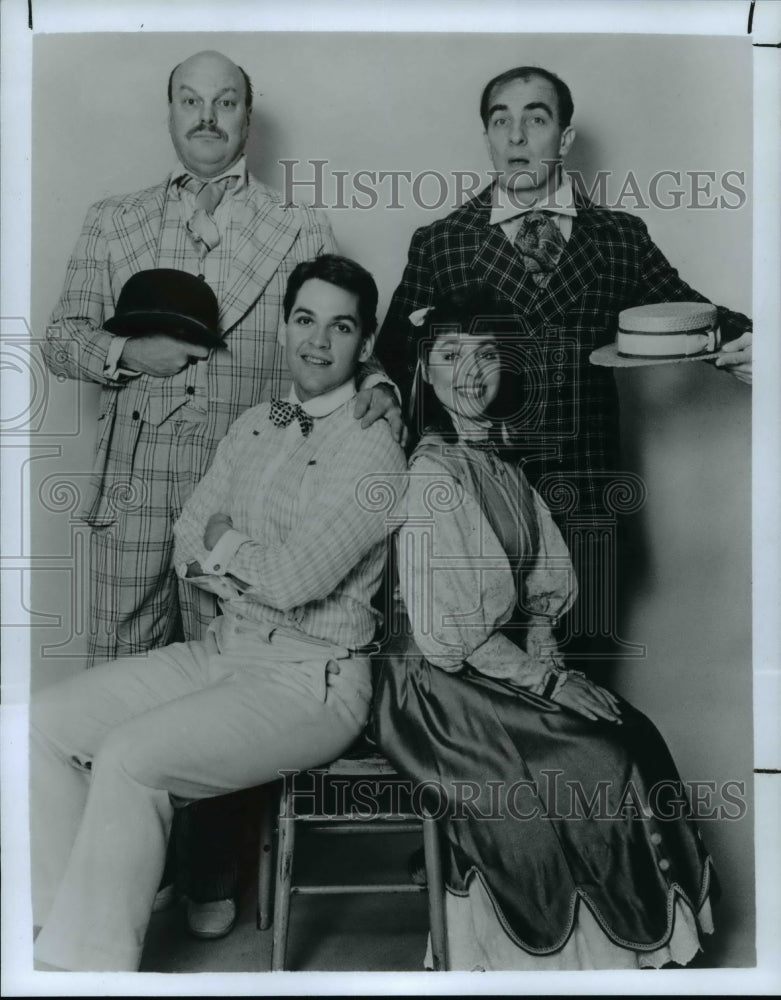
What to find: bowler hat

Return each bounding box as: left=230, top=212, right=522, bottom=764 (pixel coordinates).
left=104, top=269, right=223, bottom=349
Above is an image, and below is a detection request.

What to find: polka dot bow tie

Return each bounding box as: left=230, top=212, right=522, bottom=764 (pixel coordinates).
left=269, top=398, right=314, bottom=437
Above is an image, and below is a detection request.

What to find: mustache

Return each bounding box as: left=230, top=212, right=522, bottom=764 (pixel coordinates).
left=186, top=124, right=228, bottom=140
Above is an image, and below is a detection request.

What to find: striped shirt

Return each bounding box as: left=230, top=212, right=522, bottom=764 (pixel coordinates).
left=173, top=381, right=408, bottom=648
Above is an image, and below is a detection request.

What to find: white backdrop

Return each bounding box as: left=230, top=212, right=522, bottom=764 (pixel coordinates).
left=23, top=27, right=755, bottom=972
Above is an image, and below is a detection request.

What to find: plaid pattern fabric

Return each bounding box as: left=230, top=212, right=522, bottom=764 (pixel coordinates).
left=42, top=175, right=337, bottom=662
left=377, top=184, right=752, bottom=525
left=88, top=419, right=223, bottom=660
left=173, top=399, right=407, bottom=648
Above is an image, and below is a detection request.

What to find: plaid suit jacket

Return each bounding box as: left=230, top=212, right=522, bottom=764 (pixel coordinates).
left=43, top=175, right=336, bottom=525
left=377, top=185, right=752, bottom=522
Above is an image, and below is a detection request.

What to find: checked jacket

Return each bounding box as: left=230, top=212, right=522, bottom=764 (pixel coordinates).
left=42, top=174, right=336, bottom=662
left=377, top=184, right=753, bottom=527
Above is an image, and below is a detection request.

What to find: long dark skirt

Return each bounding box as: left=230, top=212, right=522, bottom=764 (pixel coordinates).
left=373, top=647, right=715, bottom=955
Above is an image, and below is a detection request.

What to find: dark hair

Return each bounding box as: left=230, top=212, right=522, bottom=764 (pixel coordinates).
left=407, top=288, right=524, bottom=453
left=283, top=254, right=379, bottom=336
left=479, top=66, right=573, bottom=129
left=168, top=62, right=254, bottom=115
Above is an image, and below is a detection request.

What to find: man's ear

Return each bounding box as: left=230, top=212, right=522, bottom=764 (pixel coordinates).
left=358, top=331, right=377, bottom=363
left=559, top=125, right=576, bottom=159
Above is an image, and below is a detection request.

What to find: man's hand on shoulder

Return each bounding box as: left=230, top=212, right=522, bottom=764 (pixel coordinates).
left=353, top=382, right=406, bottom=444
left=715, top=331, right=752, bottom=385
left=120, top=334, right=210, bottom=377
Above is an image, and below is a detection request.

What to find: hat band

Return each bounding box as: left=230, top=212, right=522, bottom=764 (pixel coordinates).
left=110, top=308, right=213, bottom=333
left=617, top=324, right=715, bottom=337
left=617, top=325, right=720, bottom=359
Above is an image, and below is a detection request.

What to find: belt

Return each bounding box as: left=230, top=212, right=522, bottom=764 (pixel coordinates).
left=267, top=625, right=381, bottom=658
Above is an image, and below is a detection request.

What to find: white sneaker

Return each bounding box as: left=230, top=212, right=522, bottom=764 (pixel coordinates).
left=185, top=898, right=237, bottom=939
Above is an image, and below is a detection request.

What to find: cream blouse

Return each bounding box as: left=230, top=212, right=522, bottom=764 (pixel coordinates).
left=398, top=443, right=577, bottom=690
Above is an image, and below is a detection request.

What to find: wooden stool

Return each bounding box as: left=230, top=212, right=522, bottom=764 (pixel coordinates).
left=257, top=750, right=448, bottom=971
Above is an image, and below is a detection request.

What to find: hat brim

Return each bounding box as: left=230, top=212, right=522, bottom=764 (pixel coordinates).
left=104, top=310, right=224, bottom=350
left=589, top=344, right=721, bottom=369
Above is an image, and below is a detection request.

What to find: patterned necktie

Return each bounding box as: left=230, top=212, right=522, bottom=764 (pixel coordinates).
left=180, top=175, right=237, bottom=258
left=514, top=210, right=566, bottom=288
left=269, top=398, right=314, bottom=437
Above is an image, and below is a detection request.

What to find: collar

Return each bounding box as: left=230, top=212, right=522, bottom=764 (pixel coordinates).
left=489, top=171, right=577, bottom=227
left=169, top=155, right=248, bottom=194
left=452, top=412, right=493, bottom=442
left=288, top=379, right=357, bottom=418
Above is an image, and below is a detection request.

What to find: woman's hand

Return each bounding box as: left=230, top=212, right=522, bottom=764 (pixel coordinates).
left=552, top=672, right=623, bottom=724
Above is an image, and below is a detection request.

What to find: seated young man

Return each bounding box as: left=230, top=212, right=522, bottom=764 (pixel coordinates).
left=30, top=255, right=408, bottom=972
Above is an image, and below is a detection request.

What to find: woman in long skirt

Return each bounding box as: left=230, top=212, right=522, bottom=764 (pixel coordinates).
left=373, top=290, right=715, bottom=971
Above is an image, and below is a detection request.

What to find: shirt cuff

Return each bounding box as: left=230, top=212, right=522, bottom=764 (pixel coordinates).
left=466, top=631, right=548, bottom=692
left=360, top=371, right=401, bottom=405
left=202, top=528, right=252, bottom=575
left=176, top=562, right=243, bottom=600
left=103, top=335, right=141, bottom=381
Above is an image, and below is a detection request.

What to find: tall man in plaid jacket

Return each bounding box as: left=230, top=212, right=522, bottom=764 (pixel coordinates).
left=41, top=50, right=400, bottom=940
left=377, top=66, right=752, bottom=650
left=43, top=50, right=396, bottom=667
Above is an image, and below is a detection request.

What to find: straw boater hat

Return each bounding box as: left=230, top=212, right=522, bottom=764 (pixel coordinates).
left=590, top=302, right=721, bottom=368
left=104, top=268, right=223, bottom=349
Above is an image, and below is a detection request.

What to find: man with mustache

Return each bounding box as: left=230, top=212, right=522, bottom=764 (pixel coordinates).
left=42, top=49, right=398, bottom=941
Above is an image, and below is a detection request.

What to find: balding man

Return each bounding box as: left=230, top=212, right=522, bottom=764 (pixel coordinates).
left=45, top=50, right=396, bottom=664
left=42, top=50, right=397, bottom=940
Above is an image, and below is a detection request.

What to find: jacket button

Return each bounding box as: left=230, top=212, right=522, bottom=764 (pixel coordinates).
left=198, top=274, right=207, bottom=281
left=186, top=386, right=195, bottom=395
left=131, top=410, right=140, bottom=420
left=650, top=832, right=662, bottom=846
left=658, top=858, right=670, bottom=872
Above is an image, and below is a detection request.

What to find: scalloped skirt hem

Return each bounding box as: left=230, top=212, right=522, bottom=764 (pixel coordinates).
left=424, top=877, right=714, bottom=971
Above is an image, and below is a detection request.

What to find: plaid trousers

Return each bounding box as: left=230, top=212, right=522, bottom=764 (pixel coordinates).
left=88, top=419, right=220, bottom=663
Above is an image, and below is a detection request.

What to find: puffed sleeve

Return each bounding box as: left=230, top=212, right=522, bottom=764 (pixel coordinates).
left=523, top=488, right=578, bottom=620
left=398, top=453, right=550, bottom=690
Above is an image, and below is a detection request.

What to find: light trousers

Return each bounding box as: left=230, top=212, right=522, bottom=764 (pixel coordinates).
left=30, top=621, right=372, bottom=971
